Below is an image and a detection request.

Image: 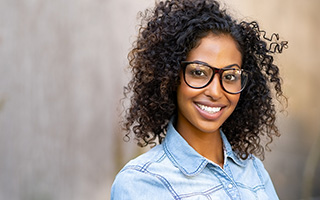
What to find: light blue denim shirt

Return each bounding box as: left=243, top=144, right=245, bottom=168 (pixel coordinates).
left=111, top=120, right=279, bottom=200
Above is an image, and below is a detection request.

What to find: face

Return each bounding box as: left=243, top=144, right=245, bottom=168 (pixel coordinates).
left=176, top=33, right=242, bottom=135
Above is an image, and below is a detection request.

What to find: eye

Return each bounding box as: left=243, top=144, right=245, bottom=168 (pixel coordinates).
left=190, top=69, right=207, bottom=77
left=223, top=70, right=241, bottom=82
left=186, top=64, right=211, bottom=79
left=224, top=74, right=236, bottom=81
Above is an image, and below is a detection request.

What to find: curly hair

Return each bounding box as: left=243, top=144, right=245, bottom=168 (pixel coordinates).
left=123, top=0, right=288, bottom=160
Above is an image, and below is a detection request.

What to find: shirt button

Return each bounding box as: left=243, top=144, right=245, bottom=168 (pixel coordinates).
left=228, top=184, right=233, bottom=189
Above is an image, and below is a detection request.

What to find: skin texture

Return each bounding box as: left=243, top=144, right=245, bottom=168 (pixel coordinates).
left=176, top=33, right=242, bottom=167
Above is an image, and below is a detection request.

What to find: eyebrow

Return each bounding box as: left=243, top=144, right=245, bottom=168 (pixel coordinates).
left=192, top=60, right=241, bottom=69
left=223, top=64, right=241, bottom=69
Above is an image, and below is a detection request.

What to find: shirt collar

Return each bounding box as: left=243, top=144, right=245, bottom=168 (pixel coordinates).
left=163, top=118, right=248, bottom=176
left=220, top=130, right=248, bottom=167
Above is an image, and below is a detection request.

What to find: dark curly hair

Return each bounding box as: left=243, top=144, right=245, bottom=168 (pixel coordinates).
left=123, top=0, right=288, bottom=160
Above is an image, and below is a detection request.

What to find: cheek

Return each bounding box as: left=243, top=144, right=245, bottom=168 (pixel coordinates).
left=177, top=81, right=199, bottom=102
left=177, top=74, right=188, bottom=100
left=177, top=83, right=189, bottom=104
left=228, top=93, right=240, bottom=107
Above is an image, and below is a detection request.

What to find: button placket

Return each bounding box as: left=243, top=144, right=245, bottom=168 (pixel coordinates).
left=208, top=161, right=241, bottom=199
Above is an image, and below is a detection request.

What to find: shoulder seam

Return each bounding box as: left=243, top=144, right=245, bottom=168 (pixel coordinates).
left=252, top=158, right=266, bottom=190
left=119, top=164, right=181, bottom=200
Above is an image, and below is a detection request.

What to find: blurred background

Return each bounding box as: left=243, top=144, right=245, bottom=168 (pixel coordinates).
left=0, top=0, right=319, bottom=199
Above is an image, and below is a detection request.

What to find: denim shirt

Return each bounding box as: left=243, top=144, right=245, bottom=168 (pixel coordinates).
left=111, top=121, right=279, bottom=200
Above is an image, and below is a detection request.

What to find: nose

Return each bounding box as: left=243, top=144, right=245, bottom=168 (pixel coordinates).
left=204, top=74, right=223, bottom=99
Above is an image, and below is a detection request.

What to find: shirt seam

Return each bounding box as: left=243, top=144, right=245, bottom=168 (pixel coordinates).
left=120, top=165, right=182, bottom=200
left=178, top=184, right=224, bottom=199
left=163, top=140, right=208, bottom=176
left=252, top=158, right=266, bottom=190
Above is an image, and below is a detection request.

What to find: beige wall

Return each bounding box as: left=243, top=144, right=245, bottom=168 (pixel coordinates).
left=0, top=0, right=319, bottom=199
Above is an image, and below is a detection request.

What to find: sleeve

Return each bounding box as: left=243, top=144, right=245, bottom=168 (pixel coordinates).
left=110, top=168, right=173, bottom=200
left=254, top=158, right=279, bottom=200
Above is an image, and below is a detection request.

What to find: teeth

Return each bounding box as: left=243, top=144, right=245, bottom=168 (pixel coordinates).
left=196, top=103, right=221, bottom=114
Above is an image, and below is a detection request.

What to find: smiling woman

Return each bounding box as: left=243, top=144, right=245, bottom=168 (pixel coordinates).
left=111, top=0, right=287, bottom=199
left=176, top=34, right=242, bottom=167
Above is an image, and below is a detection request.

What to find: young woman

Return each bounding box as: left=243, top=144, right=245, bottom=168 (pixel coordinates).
left=111, top=0, right=287, bottom=199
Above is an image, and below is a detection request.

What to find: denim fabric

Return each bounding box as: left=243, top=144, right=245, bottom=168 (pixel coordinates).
left=111, top=120, right=279, bottom=200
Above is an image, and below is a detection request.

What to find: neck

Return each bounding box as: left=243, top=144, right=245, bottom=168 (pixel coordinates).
left=175, top=119, right=224, bottom=168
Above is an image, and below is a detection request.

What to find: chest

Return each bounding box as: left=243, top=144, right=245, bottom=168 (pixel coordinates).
left=153, top=162, right=270, bottom=200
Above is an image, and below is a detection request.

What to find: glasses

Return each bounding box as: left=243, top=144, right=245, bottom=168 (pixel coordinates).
left=181, top=61, right=249, bottom=94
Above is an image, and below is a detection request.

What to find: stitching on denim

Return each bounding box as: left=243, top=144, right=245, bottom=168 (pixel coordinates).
left=156, top=152, right=166, bottom=162
left=121, top=165, right=181, bottom=199
left=164, top=141, right=207, bottom=176
left=252, top=158, right=266, bottom=190
left=237, top=184, right=258, bottom=199
left=179, top=185, right=223, bottom=198
left=224, top=163, right=235, bottom=181
left=211, top=170, right=234, bottom=200
left=122, top=150, right=166, bottom=173
left=236, top=182, right=264, bottom=191
left=178, top=184, right=223, bottom=199
left=204, top=184, right=224, bottom=194
left=144, top=169, right=181, bottom=200
left=140, top=162, right=152, bottom=172
left=123, top=164, right=144, bottom=172
left=252, top=184, right=265, bottom=191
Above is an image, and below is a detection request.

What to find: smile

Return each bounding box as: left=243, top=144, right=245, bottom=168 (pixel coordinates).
left=196, top=103, right=222, bottom=114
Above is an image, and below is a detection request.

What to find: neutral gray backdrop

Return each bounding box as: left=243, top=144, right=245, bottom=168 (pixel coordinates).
left=0, top=0, right=319, bottom=199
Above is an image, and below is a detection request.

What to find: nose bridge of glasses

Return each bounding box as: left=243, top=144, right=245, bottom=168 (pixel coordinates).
left=212, top=67, right=224, bottom=78
left=209, top=67, right=227, bottom=84
left=208, top=72, right=223, bottom=89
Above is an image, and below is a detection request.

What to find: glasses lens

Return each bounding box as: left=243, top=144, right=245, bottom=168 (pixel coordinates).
left=184, top=63, right=213, bottom=88
left=183, top=62, right=249, bottom=93
left=221, top=69, right=248, bottom=93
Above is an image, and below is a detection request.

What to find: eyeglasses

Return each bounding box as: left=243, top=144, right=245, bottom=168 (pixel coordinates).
left=181, top=61, right=249, bottom=94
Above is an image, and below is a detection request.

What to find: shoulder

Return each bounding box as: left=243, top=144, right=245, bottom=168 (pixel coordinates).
left=117, top=144, right=167, bottom=175
left=250, top=156, right=270, bottom=182
left=111, top=145, right=174, bottom=199
left=248, top=156, right=279, bottom=199
left=111, top=165, right=163, bottom=199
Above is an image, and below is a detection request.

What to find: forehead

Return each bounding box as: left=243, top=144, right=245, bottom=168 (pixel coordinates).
left=186, top=33, right=242, bottom=68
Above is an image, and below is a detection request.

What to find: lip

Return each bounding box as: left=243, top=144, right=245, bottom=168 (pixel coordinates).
left=194, top=101, right=226, bottom=120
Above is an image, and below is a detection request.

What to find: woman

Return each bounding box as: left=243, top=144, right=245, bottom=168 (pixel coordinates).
left=111, top=0, right=287, bottom=199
